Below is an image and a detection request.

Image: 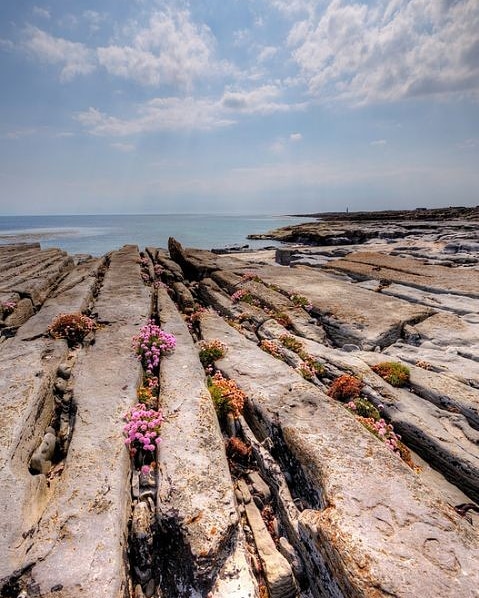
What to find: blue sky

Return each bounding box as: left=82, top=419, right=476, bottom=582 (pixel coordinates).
left=0, top=0, right=478, bottom=215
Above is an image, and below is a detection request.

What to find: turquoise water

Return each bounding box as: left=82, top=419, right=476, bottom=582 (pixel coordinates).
left=0, top=214, right=315, bottom=256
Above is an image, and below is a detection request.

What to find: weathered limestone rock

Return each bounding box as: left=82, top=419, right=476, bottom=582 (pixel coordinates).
left=3, top=297, right=34, bottom=328
left=200, top=311, right=479, bottom=597
left=250, top=265, right=432, bottom=349
left=0, top=247, right=74, bottom=308
left=0, top=336, right=69, bottom=581
left=150, top=248, right=185, bottom=281
left=171, top=280, right=195, bottom=312
left=384, top=340, right=479, bottom=387
left=407, top=365, right=479, bottom=430
left=156, top=286, right=244, bottom=595
left=29, top=428, right=57, bottom=474
left=256, top=319, right=479, bottom=504
left=324, top=251, right=479, bottom=297
left=356, top=278, right=479, bottom=315
left=198, top=278, right=269, bottom=335
left=209, top=528, right=259, bottom=598
left=412, top=311, right=479, bottom=361
left=16, top=257, right=103, bottom=341
left=15, top=245, right=151, bottom=597
left=236, top=480, right=298, bottom=598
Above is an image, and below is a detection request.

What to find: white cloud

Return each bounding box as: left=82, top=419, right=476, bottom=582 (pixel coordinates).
left=268, top=0, right=314, bottom=16
left=97, top=8, right=219, bottom=88
left=75, top=97, right=234, bottom=136
left=0, top=38, right=14, bottom=51
left=4, top=128, right=38, bottom=140
left=257, top=45, right=278, bottom=63
left=288, top=0, right=479, bottom=104
left=370, top=139, right=387, bottom=146
left=83, top=10, right=106, bottom=33
left=269, top=139, right=286, bottom=154
left=22, top=26, right=95, bottom=81
left=110, top=142, right=136, bottom=152
left=32, top=6, right=51, bottom=19
left=221, top=85, right=305, bottom=114
left=456, top=138, right=478, bottom=150
left=76, top=81, right=306, bottom=137
left=290, top=132, right=302, bottom=141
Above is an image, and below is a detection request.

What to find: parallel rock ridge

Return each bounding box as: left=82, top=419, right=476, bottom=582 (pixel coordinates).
left=0, top=211, right=478, bottom=598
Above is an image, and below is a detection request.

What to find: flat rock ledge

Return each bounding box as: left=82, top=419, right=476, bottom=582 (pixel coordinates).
left=0, top=223, right=479, bottom=598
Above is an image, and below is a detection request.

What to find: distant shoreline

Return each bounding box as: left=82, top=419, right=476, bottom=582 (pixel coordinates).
left=288, top=205, right=479, bottom=222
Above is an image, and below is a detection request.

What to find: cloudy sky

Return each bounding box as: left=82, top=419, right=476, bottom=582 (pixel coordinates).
left=0, top=0, right=478, bottom=215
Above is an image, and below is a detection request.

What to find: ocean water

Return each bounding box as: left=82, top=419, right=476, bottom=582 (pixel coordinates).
left=0, top=214, right=316, bottom=257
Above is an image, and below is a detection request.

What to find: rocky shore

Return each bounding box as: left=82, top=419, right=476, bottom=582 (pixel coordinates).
left=0, top=208, right=479, bottom=597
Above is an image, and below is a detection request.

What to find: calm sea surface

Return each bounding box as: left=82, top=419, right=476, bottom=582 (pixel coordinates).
left=0, top=214, right=316, bottom=257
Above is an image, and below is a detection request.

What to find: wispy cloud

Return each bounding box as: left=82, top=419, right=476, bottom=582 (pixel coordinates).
left=221, top=84, right=306, bottom=114
left=75, top=97, right=234, bottom=136
left=370, top=139, right=387, bottom=146
left=4, top=128, right=38, bottom=140
left=83, top=10, right=107, bottom=33
left=22, top=25, right=95, bottom=81
left=288, top=0, right=479, bottom=104
left=32, top=6, right=51, bottom=19
left=97, top=8, right=220, bottom=88
left=76, top=83, right=306, bottom=136
left=110, top=142, right=136, bottom=152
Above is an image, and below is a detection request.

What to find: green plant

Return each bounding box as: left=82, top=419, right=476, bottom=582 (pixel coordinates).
left=198, top=339, right=227, bottom=366
left=279, top=334, right=304, bottom=353
left=241, top=272, right=262, bottom=283
left=371, top=362, right=410, bottom=387
left=328, top=374, right=363, bottom=401
left=302, top=355, right=325, bottom=377
left=296, top=362, right=316, bottom=381
left=48, top=313, right=97, bottom=345
left=273, top=311, right=292, bottom=328
left=259, top=339, right=284, bottom=360
left=290, top=294, right=313, bottom=311
left=346, top=397, right=380, bottom=421
left=208, top=372, right=246, bottom=420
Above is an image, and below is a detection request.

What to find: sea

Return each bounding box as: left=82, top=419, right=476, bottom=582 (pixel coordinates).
left=0, top=214, right=316, bottom=257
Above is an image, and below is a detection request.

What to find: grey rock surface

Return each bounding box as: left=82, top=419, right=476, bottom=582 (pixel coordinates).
left=200, top=311, right=479, bottom=597
left=156, top=286, right=251, bottom=595
left=253, top=265, right=432, bottom=349
left=12, top=245, right=151, bottom=597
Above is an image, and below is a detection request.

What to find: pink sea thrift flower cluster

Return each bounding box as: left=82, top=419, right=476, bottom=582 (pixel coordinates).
left=241, top=271, right=261, bottom=282
left=231, top=289, right=248, bottom=303
left=1, top=300, right=17, bottom=315
left=123, top=403, right=163, bottom=454
left=357, top=416, right=402, bottom=454
left=133, top=320, right=176, bottom=374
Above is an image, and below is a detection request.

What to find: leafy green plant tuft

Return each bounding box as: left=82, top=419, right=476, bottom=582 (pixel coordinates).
left=371, top=361, right=410, bottom=387
left=198, top=339, right=227, bottom=366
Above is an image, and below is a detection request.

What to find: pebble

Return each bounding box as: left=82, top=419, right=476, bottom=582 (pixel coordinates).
left=247, top=471, right=271, bottom=502
left=54, top=377, right=67, bottom=394
left=145, top=579, right=156, bottom=597
left=29, top=430, right=57, bottom=474
left=57, top=364, right=72, bottom=379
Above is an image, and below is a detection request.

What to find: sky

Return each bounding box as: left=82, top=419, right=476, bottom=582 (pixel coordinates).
left=0, top=0, right=478, bottom=215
